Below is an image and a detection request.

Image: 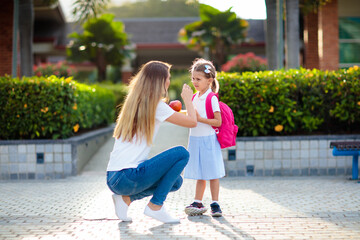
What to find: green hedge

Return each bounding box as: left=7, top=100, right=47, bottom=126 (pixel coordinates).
left=218, top=66, right=360, bottom=136
left=96, top=82, right=128, bottom=113
left=0, top=75, right=115, bottom=140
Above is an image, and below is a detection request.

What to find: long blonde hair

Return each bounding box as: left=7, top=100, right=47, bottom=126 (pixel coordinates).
left=113, top=61, right=171, bottom=145
left=190, top=58, right=219, bottom=93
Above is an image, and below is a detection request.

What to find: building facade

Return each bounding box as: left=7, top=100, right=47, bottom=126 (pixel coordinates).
left=303, top=0, right=360, bottom=70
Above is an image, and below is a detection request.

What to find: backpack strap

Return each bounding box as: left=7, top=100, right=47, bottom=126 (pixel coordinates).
left=192, top=93, right=196, bottom=101
left=205, top=92, right=218, bottom=119
left=192, top=92, right=219, bottom=120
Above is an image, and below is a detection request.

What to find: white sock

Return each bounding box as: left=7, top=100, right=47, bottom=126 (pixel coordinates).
left=112, top=194, right=132, bottom=222
left=211, top=201, right=219, bottom=204
left=194, top=199, right=202, bottom=203
left=144, top=205, right=180, bottom=224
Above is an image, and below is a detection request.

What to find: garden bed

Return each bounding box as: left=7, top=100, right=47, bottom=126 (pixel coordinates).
left=0, top=125, right=114, bottom=180
left=223, top=134, right=360, bottom=177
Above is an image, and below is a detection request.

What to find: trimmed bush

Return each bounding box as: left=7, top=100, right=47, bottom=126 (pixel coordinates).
left=0, top=76, right=115, bottom=140
left=96, top=82, right=128, bottom=111
left=218, top=66, right=360, bottom=136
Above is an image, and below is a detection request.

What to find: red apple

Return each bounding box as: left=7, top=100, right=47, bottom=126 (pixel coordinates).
left=169, top=100, right=182, bottom=112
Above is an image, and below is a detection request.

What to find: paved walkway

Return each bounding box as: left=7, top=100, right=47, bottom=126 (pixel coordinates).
left=1, top=123, right=360, bottom=240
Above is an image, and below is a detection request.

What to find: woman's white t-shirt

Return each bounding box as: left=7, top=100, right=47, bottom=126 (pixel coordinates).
left=107, top=100, right=175, bottom=171
left=190, top=88, right=220, bottom=137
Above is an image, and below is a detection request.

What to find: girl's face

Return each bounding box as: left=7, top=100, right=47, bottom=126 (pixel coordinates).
left=191, top=71, right=212, bottom=94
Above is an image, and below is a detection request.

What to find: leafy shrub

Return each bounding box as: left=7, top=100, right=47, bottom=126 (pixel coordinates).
left=221, top=52, right=267, bottom=73
left=0, top=76, right=115, bottom=140
left=218, top=66, right=360, bottom=136
left=96, top=82, right=128, bottom=116
left=34, top=61, right=76, bottom=78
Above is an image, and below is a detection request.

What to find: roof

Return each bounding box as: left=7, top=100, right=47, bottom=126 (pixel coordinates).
left=34, top=15, right=265, bottom=62
left=34, top=1, right=67, bottom=47
left=120, top=17, right=199, bottom=44
left=34, top=0, right=66, bottom=24
left=119, top=17, right=265, bottom=45
left=246, top=19, right=266, bottom=43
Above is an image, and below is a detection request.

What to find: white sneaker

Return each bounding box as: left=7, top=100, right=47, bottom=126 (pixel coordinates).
left=144, top=205, right=180, bottom=224
left=112, top=194, right=132, bottom=222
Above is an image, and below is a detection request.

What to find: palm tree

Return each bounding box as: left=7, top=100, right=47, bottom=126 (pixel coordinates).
left=67, top=14, right=131, bottom=82
left=72, top=0, right=109, bottom=24
left=179, top=4, right=248, bottom=67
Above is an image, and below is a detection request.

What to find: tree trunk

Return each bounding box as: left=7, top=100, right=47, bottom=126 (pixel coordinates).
left=265, top=0, right=278, bottom=70
left=19, top=0, right=34, bottom=77
left=285, top=0, right=300, bottom=69
left=96, top=49, right=107, bottom=82
left=212, top=37, right=226, bottom=69
left=97, top=66, right=106, bottom=82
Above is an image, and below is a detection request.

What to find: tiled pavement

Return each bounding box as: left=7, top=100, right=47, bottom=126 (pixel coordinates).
left=1, top=123, right=360, bottom=240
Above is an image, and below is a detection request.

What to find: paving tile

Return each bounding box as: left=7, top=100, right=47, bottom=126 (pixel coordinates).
left=1, top=123, right=360, bottom=240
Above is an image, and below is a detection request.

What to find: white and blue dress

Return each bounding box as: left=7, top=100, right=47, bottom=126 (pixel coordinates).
left=184, top=88, right=225, bottom=180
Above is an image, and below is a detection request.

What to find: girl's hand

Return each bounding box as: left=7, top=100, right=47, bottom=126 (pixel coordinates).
left=196, top=110, right=201, bottom=121
left=181, top=84, right=193, bottom=103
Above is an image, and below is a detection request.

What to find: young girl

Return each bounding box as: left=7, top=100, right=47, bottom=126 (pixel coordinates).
left=107, top=61, right=197, bottom=223
left=184, top=58, right=225, bottom=217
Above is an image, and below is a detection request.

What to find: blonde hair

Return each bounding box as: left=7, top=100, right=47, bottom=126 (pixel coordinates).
left=113, top=61, right=171, bottom=145
left=190, top=58, right=219, bottom=93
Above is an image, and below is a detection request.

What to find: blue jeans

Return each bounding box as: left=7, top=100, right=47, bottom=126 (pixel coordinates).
left=107, top=146, right=189, bottom=206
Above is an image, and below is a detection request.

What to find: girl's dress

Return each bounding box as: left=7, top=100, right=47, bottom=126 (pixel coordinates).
left=184, top=88, right=225, bottom=180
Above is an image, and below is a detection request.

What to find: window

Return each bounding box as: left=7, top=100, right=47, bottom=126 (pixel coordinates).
left=339, top=17, right=360, bottom=68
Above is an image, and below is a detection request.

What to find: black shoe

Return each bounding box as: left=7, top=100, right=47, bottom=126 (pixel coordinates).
left=210, top=202, right=222, bottom=217
left=185, top=202, right=207, bottom=216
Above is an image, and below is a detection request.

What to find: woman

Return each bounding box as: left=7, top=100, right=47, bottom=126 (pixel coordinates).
left=106, top=61, right=197, bottom=223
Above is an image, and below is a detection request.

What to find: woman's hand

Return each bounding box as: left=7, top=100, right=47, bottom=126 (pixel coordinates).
left=166, top=83, right=197, bottom=128
left=181, top=84, right=193, bottom=103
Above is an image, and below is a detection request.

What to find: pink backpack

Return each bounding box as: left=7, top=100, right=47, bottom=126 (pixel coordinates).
left=193, top=92, right=238, bottom=149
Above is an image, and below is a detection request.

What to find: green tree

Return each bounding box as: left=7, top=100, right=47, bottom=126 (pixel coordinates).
left=106, top=0, right=199, bottom=18
left=178, top=4, right=248, bottom=67
left=67, top=14, right=131, bottom=82
left=72, top=0, right=110, bottom=23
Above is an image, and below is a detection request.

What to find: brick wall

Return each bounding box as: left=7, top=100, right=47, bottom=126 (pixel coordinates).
left=319, top=0, right=339, bottom=70
left=0, top=1, right=14, bottom=76
left=304, top=12, right=319, bottom=69
left=303, top=0, right=339, bottom=70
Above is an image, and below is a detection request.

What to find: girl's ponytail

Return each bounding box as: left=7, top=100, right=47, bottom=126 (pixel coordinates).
left=211, top=78, right=219, bottom=94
